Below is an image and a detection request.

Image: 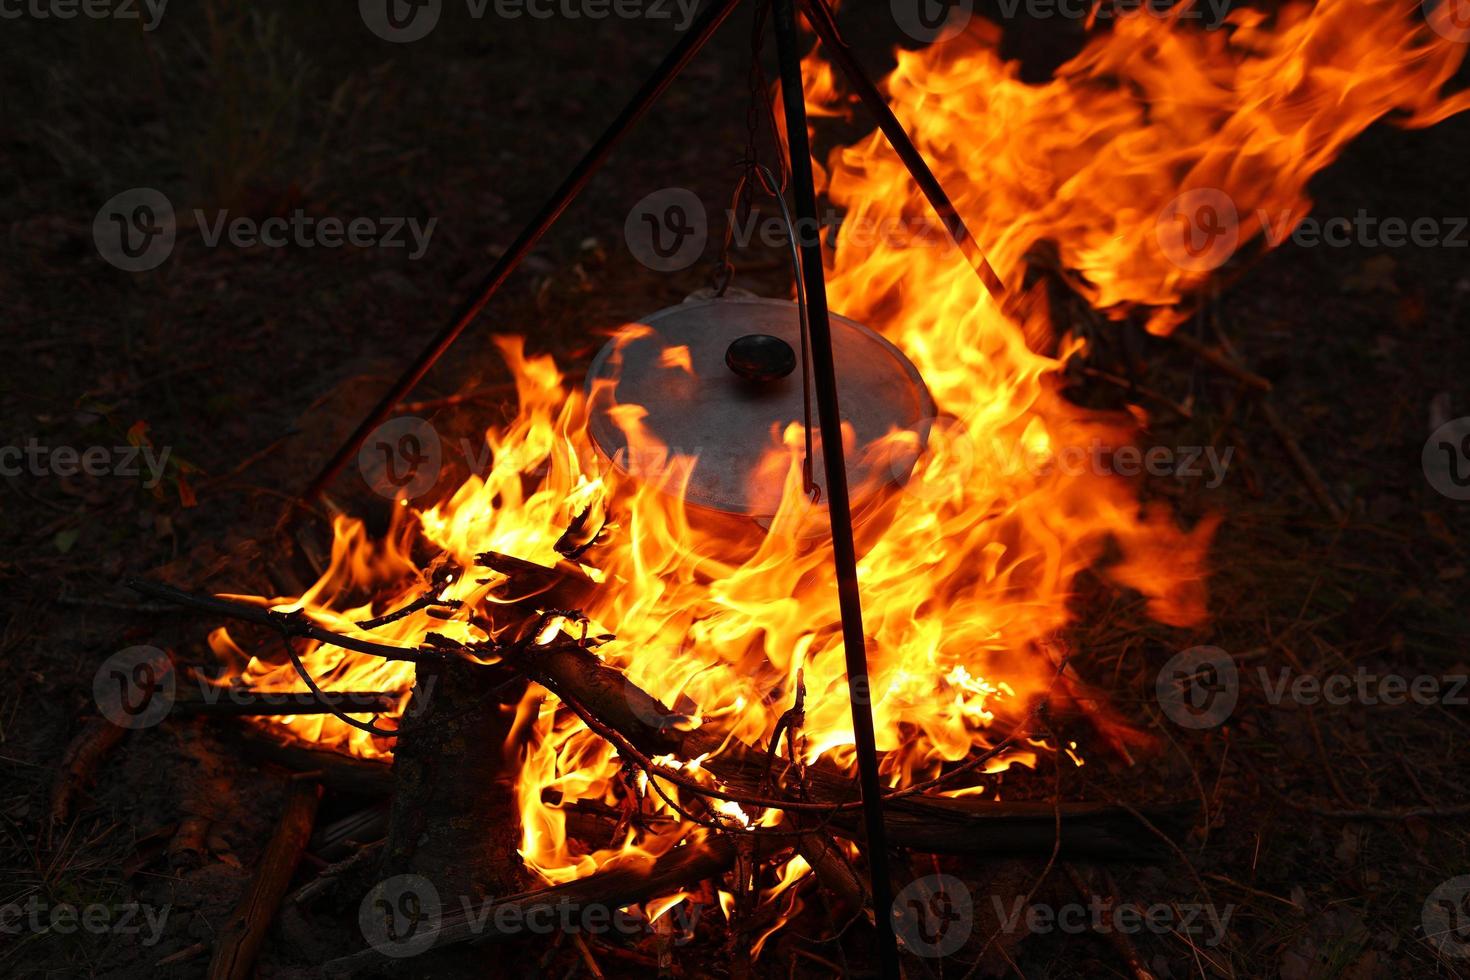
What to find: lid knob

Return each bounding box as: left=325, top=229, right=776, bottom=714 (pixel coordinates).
left=725, top=334, right=796, bottom=383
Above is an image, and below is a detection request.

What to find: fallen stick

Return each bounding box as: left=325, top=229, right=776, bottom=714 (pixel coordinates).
left=208, top=777, right=322, bottom=980
left=312, top=800, right=392, bottom=861
left=324, top=834, right=737, bottom=975
left=1164, top=332, right=1272, bottom=393
left=49, top=716, right=127, bottom=829
left=1259, top=400, right=1345, bottom=522
left=1063, top=863, right=1157, bottom=980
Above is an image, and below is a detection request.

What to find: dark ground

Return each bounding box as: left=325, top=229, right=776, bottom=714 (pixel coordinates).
left=2, top=1, right=1469, bottom=977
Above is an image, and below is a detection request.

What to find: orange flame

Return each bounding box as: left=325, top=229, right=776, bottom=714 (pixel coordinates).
left=211, top=0, right=1466, bottom=938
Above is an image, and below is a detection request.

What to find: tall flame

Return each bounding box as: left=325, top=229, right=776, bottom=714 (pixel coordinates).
left=212, top=0, right=1465, bottom=921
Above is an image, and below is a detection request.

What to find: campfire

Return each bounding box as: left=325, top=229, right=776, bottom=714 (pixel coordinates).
left=92, top=0, right=1470, bottom=974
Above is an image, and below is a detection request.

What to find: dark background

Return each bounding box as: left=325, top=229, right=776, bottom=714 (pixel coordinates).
left=2, top=0, right=1468, bottom=976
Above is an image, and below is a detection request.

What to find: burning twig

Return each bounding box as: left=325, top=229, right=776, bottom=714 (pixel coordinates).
left=476, top=549, right=601, bottom=611
left=207, top=777, right=322, bottom=980
left=354, top=593, right=462, bottom=631
left=553, top=505, right=607, bottom=561
left=126, top=578, right=453, bottom=665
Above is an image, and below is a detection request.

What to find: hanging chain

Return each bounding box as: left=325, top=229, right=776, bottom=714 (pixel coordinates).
left=710, top=0, right=818, bottom=501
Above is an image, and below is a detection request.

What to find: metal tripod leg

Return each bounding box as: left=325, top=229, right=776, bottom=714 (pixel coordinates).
left=770, top=0, right=902, bottom=975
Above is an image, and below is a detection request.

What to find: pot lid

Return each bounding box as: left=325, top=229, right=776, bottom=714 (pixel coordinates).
left=585, top=296, right=935, bottom=520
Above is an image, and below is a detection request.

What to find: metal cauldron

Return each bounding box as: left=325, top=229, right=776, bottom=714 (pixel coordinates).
left=585, top=295, right=934, bottom=550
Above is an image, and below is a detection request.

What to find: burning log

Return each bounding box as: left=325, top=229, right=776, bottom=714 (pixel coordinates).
left=379, top=655, right=531, bottom=899
left=509, top=639, right=1195, bottom=860
left=132, top=579, right=1193, bottom=859
left=476, top=549, right=601, bottom=615
left=325, top=834, right=736, bottom=976
left=207, top=777, right=322, bottom=980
